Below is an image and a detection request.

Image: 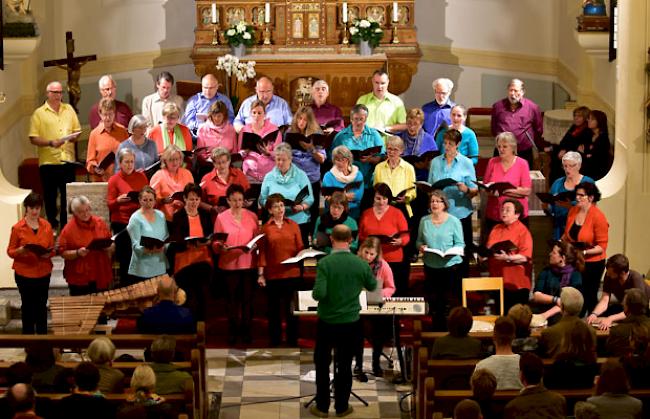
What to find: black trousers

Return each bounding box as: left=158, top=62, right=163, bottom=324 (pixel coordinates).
left=459, top=214, right=474, bottom=279
left=223, top=268, right=256, bottom=337
left=314, top=319, right=361, bottom=414
left=15, top=274, right=50, bottom=334
left=424, top=264, right=461, bottom=331
left=175, top=262, right=212, bottom=322
left=388, top=260, right=410, bottom=297
left=39, top=163, right=75, bottom=229
left=583, top=260, right=606, bottom=314
left=265, top=277, right=299, bottom=345
left=68, top=282, right=97, bottom=296
left=111, top=222, right=134, bottom=286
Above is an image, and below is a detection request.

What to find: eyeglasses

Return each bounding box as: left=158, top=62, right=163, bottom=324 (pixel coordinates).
left=430, top=200, right=444, bottom=204
left=48, top=91, right=63, bottom=94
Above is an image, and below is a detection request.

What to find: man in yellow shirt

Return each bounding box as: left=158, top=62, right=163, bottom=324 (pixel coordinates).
left=356, top=70, right=407, bottom=140
left=28, top=81, right=81, bottom=229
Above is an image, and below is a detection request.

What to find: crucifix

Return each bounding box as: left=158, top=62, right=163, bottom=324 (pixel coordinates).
left=43, top=31, right=97, bottom=113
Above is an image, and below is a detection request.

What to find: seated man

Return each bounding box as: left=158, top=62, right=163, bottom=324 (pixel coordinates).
left=181, top=73, right=234, bottom=138
left=149, top=335, right=193, bottom=395
left=137, top=276, right=195, bottom=334
left=539, top=286, right=595, bottom=358
left=587, top=253, right=650, bottom=330
left=88, top=74, right=133, bottom=129
left=5, top=383, right=41, bottom=419
left=356, top=69, right=406, bottom=138
left=453, top=399, right=482, bottom=419
left=606, top=288, right=650, bottom=356
left=504, top=353, right=566, bottom=419
left=55, top=362, right=115, bottom=419
left=233, top=76, right=292, bottom=132
left=473, top=316, right=522, bottom=390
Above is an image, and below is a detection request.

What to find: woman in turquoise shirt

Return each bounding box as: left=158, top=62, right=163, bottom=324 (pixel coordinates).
left=434, top=105, right=479, bottom=164
left=428, top=129, right=478, bottom=278
left=312, top=191, right=359, bottom=254
left=416, top=190, right=464, bottom=331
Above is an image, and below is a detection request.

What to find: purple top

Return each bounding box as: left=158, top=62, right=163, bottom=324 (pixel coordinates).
left=292, top=149, right=326, bottom=183
left=491, top=97, right=543, bottom=152
left=310, top=102, right=345, bottom=132
left=422, top=99, right=454, bottom=135
left=483, top=156, right=532, bottom=221
left=88, top=100, right=133, bottom=129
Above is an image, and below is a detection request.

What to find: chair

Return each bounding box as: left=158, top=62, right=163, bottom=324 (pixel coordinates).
left=461, top=277, right=504, bottom=322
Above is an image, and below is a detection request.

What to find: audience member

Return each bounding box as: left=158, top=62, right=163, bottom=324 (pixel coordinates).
left=141, top=71, right=184, bottom=127
left=88, top=74, right=133, bottom=129
left=507, top=304, right=538, bottom=353
left=149, top=336, right=193, bottom=395
left=356, top=69, right=407, bottom=136
left=453, top=399, right=482, bottom=419
left=587, top=359, right=643, bottom=419
left=503, top=353, right=566, bottom=419
left=606, top=288, right=650, bottom=356
left=86, top=98, right=129, bottom=182
left=116, top=364, right=177, bottom=419
left=422, top=77, right=455, bottom=136
left=309, top=79, right=345, bottom=133
left=473, top=316, right=522, bottom=390
left=5, top=384, right=41, bottom=419
left=620, top=320, right=650, bottom=388
left=86, top=337, right=124, bottom=394
left=545, top=320, right=598, bottom=389
left=234, top=76, right=292, bottom=131
left=25, top=342, right=72, bottom=394
left=430, top=307, right=482, bottom=359
left=137, top=276, right=195, bottom=334
left=55, top=362, right=114, bottom=419
left=182, top=73, right=234, bottom=137
left=490, top=78, right=544, bottom=167
left=574, top=401, right=601, bottom=419
left=582, top=110, right=613, bottom=181
left=470, top=369, right=502, bottom=419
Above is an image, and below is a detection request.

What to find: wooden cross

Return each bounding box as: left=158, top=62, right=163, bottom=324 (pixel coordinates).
left=43, top=31, right=97, bottom=113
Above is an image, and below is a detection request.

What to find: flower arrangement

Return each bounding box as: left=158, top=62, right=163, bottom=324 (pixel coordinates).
left=216, top=54, right=257, bottom=108
left=349, top=19, right=384, bottom=48
left=224, top=21, right=256, bottom=47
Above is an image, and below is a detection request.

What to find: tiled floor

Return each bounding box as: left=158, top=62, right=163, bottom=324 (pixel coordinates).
left=206, top=348, right=413, bottom=419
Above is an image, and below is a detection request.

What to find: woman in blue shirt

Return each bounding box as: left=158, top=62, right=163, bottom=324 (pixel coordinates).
left=428, top=129, right=478, bottom=278
left=322, top=145, right=364, bottom=219
left=434, top=105, right=479, bottom=164
left=416, top=190, right=464, bottom=331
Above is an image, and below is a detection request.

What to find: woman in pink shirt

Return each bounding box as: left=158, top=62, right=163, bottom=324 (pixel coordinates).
left=196, top=101, right=238, bottom=179
left=239, top=100, right=282, bottom=184
left=150, top=144, right=194, bottom=223
left=483, top=131, right=531, bottom=234
left=213, top=184, right=260, bottom=345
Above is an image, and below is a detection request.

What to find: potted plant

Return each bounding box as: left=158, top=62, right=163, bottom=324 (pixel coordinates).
left=224, top=21, right=256, bottom=57
left=349, top=19, right=383, bottom=56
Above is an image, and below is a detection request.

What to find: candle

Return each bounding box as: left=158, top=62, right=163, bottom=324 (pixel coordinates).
left=392, top=2, right=398, bottom=22
left=211, top=3, right=217, bottom=24
left=342, top=2, right=348, bottom=23
left=265, top=2, right=271, bottom=23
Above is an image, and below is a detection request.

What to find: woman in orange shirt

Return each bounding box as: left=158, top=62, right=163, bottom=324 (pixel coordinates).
left=7, top=193, right=54, bottom=334
left=149, top=102, right=193, bottom=154
left=86, top=98, right=129, bottom=181
left=150, top=144, right=195, bottom=224
left=258, top=193, right=304, bottom=347
left=562, top=182, right=609, bottom=314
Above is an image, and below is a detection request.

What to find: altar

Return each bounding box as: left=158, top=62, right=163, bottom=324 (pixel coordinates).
left=190, top=1, right=421, bottom=114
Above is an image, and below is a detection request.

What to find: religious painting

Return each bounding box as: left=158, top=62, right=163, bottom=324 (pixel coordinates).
left=366, top=6, right=386, bottom=25
left=290, top=76, right=316, bottom=110
left=292, top=14, right=304, bottom=38
left=200, top=6, right=218, bottom=27
left=253, top=7, right=265, bottom=26
left=307, top=13, right=319, bottom=38
left=397, top=6, right=409, bottom=24
left=349, top=6, right=360, bottom=22
left=226, top=7, right=245, bottom=26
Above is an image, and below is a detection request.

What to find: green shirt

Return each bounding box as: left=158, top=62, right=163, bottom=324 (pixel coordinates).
left=312, top=250, right=377, bottom=324
left=356, top=91, right=407, bottom=138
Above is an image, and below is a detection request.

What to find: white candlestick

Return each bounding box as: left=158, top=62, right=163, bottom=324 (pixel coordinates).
left=265, top=2, right=271, bottom=23
left=342, top=2, right=348, bottom=23
left=211, top=3, right=217, bottom=24
left=392, top=2, right=398, bottom=22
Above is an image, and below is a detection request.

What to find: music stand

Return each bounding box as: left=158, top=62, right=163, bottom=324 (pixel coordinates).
left=304, top=351, right=369, bottom=408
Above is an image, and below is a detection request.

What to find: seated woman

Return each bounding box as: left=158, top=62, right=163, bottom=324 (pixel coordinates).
left=86, top=98, right=129, bottom=181
left=26, top=342, right=73, bottom=394
left=258, top=194, right=304, bottom=347
left=353, top=237, right=396, bottom=379
left=196, top=100, right=238, bottom=179
left=312, top=191, right=359, bottom=254
left=199, top=147, right=250, bottom=218
left=115, top=114, right=159, bottom=173
left=150, top=144, right=195, bottom=223
left=620, top=323, right=650, bottom=388
left=430, top=306, right=482, bottom=359
left=213, top=184, right=260, bottom=345
left=544, top=320, right=599, bottom=389
left=549, top=106, right=591, bottom=182
left=582, top=109, right=613, bottom=181
left=484, top=199, right=533, bottom=312
left=58, top=195, right=114, bottom=295
left=321, top=145, right=364, bottom=219
left=107, top=148, right=149, bottom=286
left=531, top=240, right=584, bottom=324
left=86, top=337, right=124, bottom=394
left=149, top=102, right=193, bottom=154
left=507, top=304, right=538, bottom=353
left=116, top=364, right=177, bottom=419
left=239, top=99, right=283, bottom=184
left=434, top=105, right=479, bottom=164
left=587, top=360, right=642, bottom=419
left=126, top=186, right=169, bottom=282
left=168, top=183, right=213, bottom=322
left=547, top=151, right=595, bottom=240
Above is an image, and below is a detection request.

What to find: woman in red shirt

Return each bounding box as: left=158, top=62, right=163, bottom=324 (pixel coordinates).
left=58, top=195, right=114, bottom=295
left=258, top=193, right=304, bottom=347
left=199, top=147, right=250, bottom=220
left=7, top=193, right=54, bottom=334
left=358, top=183, right=410, bottom=295
left=213, top=184, right=260, bottom=344
left=150, top=144, right=195, bottom=223
left=168, top=183, right=213, bottom=322
left=107, top=148, right=149, bottom=286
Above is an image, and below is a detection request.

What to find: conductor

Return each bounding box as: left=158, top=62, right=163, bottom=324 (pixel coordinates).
left=311, top=224, right=377, bottom=417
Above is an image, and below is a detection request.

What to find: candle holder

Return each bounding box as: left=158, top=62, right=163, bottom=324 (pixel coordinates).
left=212, top=23, right=220, bottom=45
left=263, top=23, right=272, bottom=45
left=341, top=22, right=349, bottom=45
left=391, top=22, right=400, bottom=44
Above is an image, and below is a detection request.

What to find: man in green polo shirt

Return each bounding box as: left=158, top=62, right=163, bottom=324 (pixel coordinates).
left=311, top=225, right=377, bottom=418
left=356, top=69, right=407, bottom=140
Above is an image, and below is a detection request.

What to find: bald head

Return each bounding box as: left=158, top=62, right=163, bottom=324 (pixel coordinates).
left=7, top=383, right=36, bottom=414
left=98, top=75, right=117, bottom=99
left=201, top=74, right=219, bottom=100
left=157, top=276, right=177, bottom=301
left=256, top=76, right=274, bottom=105
left=330, top=224, right=352, bottom=248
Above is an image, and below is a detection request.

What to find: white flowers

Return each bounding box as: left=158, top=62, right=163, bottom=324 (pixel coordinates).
left=374, top=28, right=382, bottom=33
left=359, top=19, right=371, bottom=28
left=226, top=29, right=236, bottom=36
left=349, top=27, right=358, bottom=35
left=216, top=54, right=256, bottom=82
left=236, top=21, right=247, bottom=33
left=350, top=18, right=383, bottom=47
left=225, top=21, right=255, bottom=46
left=243, top=32, right=251, bottom=40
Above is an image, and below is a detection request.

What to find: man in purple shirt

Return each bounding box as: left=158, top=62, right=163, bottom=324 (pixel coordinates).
left=421, top=78, right=455, bottom=136
left=309, top=80, right=345, bottom=133
left=88, top=75, right=133, bottom=129
left=491, top=78, right=545, bottom=168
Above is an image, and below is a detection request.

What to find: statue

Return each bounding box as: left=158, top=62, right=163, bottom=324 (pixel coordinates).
left=3, top=0, right=37, bottom=37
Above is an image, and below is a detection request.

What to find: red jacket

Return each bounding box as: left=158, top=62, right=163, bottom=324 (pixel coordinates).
left=107, top=170, right=149, bottom=224
left=7, top=217, right=54, bottom=278
left=563, top=205, right=609, bottom=262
